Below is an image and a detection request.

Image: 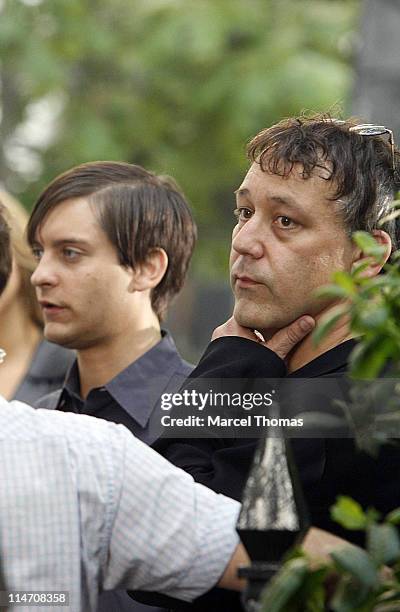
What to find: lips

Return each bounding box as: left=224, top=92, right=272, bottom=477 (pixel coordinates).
left=234, top=274, right=261, bottom=288
left=38, top=300, right=68, bottom=318
left=39, top=299, right=64, bottom=308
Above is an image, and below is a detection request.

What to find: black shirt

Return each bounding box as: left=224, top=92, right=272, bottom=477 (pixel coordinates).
left=155, top=336, right=400, bottom=541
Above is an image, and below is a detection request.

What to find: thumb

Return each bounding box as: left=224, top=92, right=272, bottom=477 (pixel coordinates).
left=265, top=316, right=315, bottom=360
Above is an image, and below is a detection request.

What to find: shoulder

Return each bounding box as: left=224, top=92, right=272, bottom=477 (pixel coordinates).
left=190, top=337, right=286, bottom=378
left=29, top=340, right=75, bottom=381
left=2, top=397, right=136, bottom=495
left=3, top=396, right=130, bottom=446
left=0, top=397, right=134, bottom=489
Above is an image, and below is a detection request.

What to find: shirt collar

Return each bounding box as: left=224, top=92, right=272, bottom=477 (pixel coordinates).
left=106, top=331, right=190, bottom=428
left=60, top=331, right=191, bottom=429
left=289, top=339, right=357, bottom=378
left=63, top=361, right=81, bottom=400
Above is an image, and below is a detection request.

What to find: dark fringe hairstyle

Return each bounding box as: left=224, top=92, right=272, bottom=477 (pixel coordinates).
left=27, top=162, right=197, bottom=320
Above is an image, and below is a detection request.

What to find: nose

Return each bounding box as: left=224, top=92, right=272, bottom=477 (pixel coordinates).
left=231, top=218, right=264, bottom=259
left=31, top=254, right=59, bottom=288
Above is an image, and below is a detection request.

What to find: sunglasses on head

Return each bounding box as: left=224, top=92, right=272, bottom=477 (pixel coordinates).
left=348, top=123, right=395, bottom=173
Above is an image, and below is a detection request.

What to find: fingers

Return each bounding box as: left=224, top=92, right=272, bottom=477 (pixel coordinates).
left=303, top=527, right=350, bottom=565
left=211, top=315, right=315, bottom=362
left=265, top=316, right=315, bottom=360
left=211, top=317, right=257, bottom=342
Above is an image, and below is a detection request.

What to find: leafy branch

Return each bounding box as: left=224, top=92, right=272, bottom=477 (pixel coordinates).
left=261, top=497, right=400, bottom=612
left=260, top=218, right=400, bottom=610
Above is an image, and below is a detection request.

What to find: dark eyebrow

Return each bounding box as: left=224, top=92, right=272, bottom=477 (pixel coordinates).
left=234, top=188, right=306, bottom=213
left=32, top=238, right=91, bottom=248
left=234, top=188, right=249, bottom=197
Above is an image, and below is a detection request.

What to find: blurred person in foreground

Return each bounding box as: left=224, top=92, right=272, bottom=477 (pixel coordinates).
left=0, top=190, right=73, bottom=403
left=0, top=204, right=348, bottom=611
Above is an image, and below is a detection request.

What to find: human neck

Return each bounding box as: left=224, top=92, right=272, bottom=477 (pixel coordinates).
left=76, top=313, right=161, bottom=399
left=260, top=302, right=354, bottom=374
left=287, top=304, right=354, bottom=373
left=0, top=297, right=41, bottom=359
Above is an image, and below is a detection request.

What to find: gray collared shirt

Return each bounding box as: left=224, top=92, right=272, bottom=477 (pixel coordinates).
left=37, top=331, right=192, bottom=446
left=0, top=398, right=239, bottom=611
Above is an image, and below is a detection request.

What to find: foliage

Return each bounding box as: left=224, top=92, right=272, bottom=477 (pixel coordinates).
left=311, top=222, right=400, bottom=454
left=261, top=223, right=400, bottom=610
left=0, top=0, right=359, bottom=276
left=314, top=224, right=400, bottom=380
left=261, top=497, right=400, bottom=612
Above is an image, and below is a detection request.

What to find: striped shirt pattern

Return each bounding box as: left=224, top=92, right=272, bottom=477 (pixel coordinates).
left=0, top=397, right=240, bottom=611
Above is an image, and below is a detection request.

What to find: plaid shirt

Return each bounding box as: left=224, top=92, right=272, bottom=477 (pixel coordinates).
left=0, top=397, right=240, bottom=611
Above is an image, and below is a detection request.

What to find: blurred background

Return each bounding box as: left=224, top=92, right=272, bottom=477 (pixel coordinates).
left=0, top=0, right=398, bottom=361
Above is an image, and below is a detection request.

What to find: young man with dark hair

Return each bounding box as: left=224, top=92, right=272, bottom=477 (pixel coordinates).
left=156, top=114, right=400, bottom=547
left=28, top=161, right=196, bottom=442
left=27, top=162, right=196, bottom=321
left=27, top=161, right=197, bottom=611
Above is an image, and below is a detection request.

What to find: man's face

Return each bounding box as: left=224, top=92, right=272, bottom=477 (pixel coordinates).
left=31, top=197, right=136, bottom=350
left=230, top=162, right=357, bottom=334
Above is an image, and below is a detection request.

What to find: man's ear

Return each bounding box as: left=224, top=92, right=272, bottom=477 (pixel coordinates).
left=351, top=229, right=392, bottom=278
left=128, top=248, right=168, bottom=292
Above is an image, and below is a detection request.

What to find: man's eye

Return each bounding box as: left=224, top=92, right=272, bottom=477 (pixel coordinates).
left=274, top=215, right=297, bottom=229
left=233, top=207, right=253, bottom=222
left=32, top=247, right=43, bottom=261
left=63, top=248, right=80, bottom=260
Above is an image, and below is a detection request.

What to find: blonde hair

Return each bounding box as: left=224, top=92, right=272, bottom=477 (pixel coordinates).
left=0, top=190, right=42, bottom=328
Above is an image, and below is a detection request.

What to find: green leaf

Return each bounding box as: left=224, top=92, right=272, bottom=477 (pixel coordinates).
left=365, top=508, right=381, bottom=524
left=373, top=413, right=400, bottom=439
left=331, top=545, right=379, bottom=589
left=332, top=270, right=356, bottom=294
left=330, top=575, right=373, bottom=611
left=351, top=260, right=373, bottom=279
left=296, top=566, right=329, bottom=612
left=358, top=305, right=389, bottom=329
left=314, top=284, right=352, bottom=300
left=386, top=508, right=400, bottom=526
left=379, top=207, right=400, bottom=225
left=260, top=557, right=309, bottom=612
left=349, top=337, right=393, bottom=379
left=312, top=305, right=348, bottom=347
left=353, top=231, right=387, bottom=261
left=367, top=523, right=400, bottom=566
left=331, top=496, right=368, bottom=530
